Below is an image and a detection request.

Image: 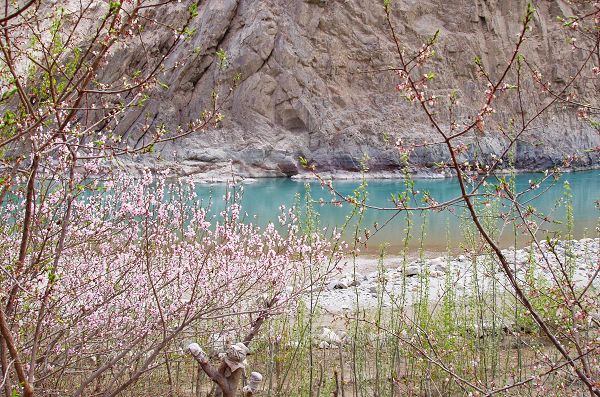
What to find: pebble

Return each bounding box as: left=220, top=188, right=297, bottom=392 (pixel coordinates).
left=402, top=265, right=420, bottom=277
left=318, top=341, right=330, bottom=349
left=319, top=327, right=343, bottom=345
left=331, top=279, right=348, bottom=290
left=428, top=257, right=447, bottom=272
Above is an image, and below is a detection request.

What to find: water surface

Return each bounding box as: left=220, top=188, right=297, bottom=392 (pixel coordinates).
left=195, top=170, right=599, bottom=253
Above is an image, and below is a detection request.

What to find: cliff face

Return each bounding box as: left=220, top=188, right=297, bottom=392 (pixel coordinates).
left=110, top=0, right=600, bottom=178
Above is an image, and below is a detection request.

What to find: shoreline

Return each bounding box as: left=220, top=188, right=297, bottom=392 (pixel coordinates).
left=119, top=159, right=600, bottom=184
left=189, top=165, right=600, bottom=184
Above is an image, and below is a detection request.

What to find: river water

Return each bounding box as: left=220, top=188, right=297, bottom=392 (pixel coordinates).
left=194, top=170, right=599, bottom=253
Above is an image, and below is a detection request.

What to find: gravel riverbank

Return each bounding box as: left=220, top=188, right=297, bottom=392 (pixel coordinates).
left=316, top=238, right=599, bottom=315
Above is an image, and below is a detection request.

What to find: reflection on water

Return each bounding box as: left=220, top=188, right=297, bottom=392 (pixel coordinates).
left=194, top=171, right=599, bottom=253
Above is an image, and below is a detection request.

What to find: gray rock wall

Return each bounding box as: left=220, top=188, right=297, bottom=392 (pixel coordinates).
left=111, top=0, right=600, bottom=177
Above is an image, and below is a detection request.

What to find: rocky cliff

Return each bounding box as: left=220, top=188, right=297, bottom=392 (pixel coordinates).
left=110, top=0, right=600, bottom=178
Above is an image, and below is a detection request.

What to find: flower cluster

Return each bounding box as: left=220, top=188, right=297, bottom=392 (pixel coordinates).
left=0, top=172, right=343, bottom=393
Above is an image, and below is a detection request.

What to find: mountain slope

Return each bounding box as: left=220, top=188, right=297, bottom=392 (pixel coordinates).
left=110, top=0, right=600, bottom=178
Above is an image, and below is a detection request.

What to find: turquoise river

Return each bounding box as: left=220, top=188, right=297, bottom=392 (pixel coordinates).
left=193, top=170, right=599, bottom=253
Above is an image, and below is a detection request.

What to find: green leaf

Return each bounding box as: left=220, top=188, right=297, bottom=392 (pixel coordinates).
left=109, top=1, right=121, bottom=15
left=216, top=48, right=228, bottom=70
left=0, top=88, right=17, bottom=103
left=383, top=0, right=392, bottom=12
left=428, top=29, right=440, bottom=45
left=137, top=94, right=149, bottom=107
left=526, top=2, right=535, bottom=17
left=189, top=3, right=199, bottom=18
left=382, top=131, right=390, bottom=144
left=299, top=156, right=309, bottom=168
